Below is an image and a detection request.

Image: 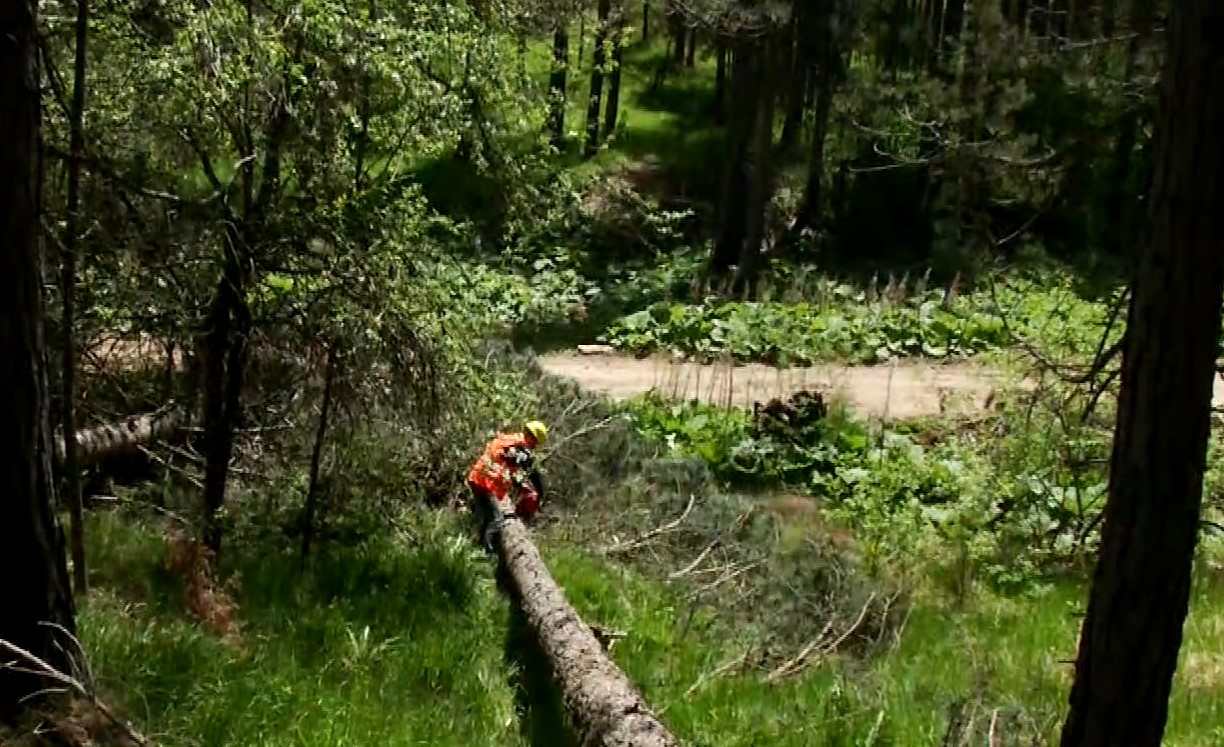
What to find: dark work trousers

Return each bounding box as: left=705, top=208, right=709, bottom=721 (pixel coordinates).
left=468, top=482, right=503, bottom=553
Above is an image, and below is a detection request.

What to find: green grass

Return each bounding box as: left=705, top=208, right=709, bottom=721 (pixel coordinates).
left=79, top=511, right=530, bottom=747
left=75, top=499, right=1224, bottom=746
left=545, top=543, right=1224, bottom=746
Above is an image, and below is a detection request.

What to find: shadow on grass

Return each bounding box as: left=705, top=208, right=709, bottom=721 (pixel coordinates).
left=498, top=564, right=580, bottom=747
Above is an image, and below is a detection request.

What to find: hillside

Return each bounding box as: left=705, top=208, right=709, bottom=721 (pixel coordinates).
left=2, top=1, right=1223, bottom=746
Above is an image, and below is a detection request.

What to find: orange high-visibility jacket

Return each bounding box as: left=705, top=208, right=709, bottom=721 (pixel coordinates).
left=467, top=432, right=536, bottom=500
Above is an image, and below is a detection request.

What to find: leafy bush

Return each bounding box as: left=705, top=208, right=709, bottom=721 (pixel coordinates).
left=601, top=291, right=1011, bottom=365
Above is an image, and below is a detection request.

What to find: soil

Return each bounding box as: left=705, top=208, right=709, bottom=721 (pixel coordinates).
left=538, top=351, right=1011, bottom=419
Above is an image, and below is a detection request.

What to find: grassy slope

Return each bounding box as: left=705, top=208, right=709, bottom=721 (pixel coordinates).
left=81, top=512, right=525, bottom=747
left=79, top=507, right=1224, bottom=746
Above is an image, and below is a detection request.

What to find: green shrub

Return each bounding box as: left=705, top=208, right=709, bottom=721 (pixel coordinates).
left=601, top=292, right=1011, bottom=365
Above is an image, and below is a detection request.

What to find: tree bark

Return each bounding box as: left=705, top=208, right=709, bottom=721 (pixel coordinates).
left=940, top=0, right=966, bottom=60
left=667, top=1, right=685, bottom=67
left=778, top=0, right=812, bottom=153
left=0, top=0, right=79, bottom=705
left=1059, top=2, right=1224, bottom=745
left=584, top=0, right=612, bottom=156
left=685, top=27, right=696, bottom=66
left=300, top=345, right=336, bottom=566
left=54, top=407, right=189, bottom=467
left=734, top=36, right=780, bottom=291
left=62, top=0, right=91, bottom=597
left=794, top=0, right=838, bottom=233
left=495, top=514, right=678, bottom=747
left=200, top=246, right=248, bottom=556
left=641, top=0, right=649, bottom=41
left=548, top=24, right=570, bottom=149
left=708, top=42, right=758, bottom=282
left=713, top=38, right=727, bottom=124
left=603, top=26, right=625, bottom=138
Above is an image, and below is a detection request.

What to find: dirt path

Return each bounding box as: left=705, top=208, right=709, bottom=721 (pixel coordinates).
left=539, top=351, right=1013, bottom=420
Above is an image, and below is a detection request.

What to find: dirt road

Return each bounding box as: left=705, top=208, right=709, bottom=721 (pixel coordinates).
left=538, top=351, right=1012, bottom=420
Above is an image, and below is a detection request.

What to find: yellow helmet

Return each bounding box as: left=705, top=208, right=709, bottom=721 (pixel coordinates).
left=524, top=420, right=548, bottom=444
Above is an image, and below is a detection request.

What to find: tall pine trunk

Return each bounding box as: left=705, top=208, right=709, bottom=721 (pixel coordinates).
left=713, top=38, right=727, bottom=123
left=583, top=0, right=611, bottom=156
left=603, top=25, right=624, bottom=138
left=0, top=0, right=79, bottom=704
left=778, top=0, right=811, bottom=153
left=1060, top=2, right=1224, bottom=745
left=794, top=0, right=838, bottom=233
left=548, top=24, right=570, bottom=149
left=62, top=0, right=90, bottom=596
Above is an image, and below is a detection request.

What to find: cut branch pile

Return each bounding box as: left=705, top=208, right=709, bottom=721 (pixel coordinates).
left=494, top=506, right=679, bottom=747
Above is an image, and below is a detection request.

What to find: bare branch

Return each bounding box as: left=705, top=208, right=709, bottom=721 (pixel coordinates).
left=603, top=495, right=696, bottom=555
left=0, top=635, right=152, bottom=746
left=765, top=592, right=878, bottom=683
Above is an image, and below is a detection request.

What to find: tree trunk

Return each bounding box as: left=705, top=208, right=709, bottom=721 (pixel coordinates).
left=710, top=34, right=777, bottom=294
left=1059, top=2, right=1224, bottom=745
left=1100, top=0, right=1116, bottom=36
left=300, top=345, right=336, bottom=567
left=685, top=27, right=696, bottom=66
left=495, top=515, right=678, bottom=746
left=1048, top=0, right=1069, bottom=41
left=713, top=38, right=727, bottom=124
left=927, top=0, right=946, bottom=64
left=880, top=0, right=906, bottom=71
left=1013, top=0, right=1030, bottom=30
left=642, top=0, right=649, bottom=41
left=778, top=0, right=812, bottom=153
left=548, top=24, right=570, bottom=149
left=668, top=1, right=685, bottom=67
left=940, top=0, right=965, bottom=60
left=709, top=42, right=757, bottom=282
left=0, top=0, right=79, bottom=705
left=794, top=0, right=838, bottom=233
left=584, top=0, right=612, bottom=156
left=62, top=0, right=90, bottom=597
left=734, top=37, right=780, bottom=291
left=55, top=407, right=189, bottom=467
left=603, top=27, right=625, bottom=138
left=200, top=233, right=250, bottom=556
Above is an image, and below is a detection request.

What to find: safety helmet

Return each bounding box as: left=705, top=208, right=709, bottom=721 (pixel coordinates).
left=524, top=420, right=548, bottom=444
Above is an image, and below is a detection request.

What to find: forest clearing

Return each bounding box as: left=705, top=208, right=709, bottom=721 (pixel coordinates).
left=1, top=0, right=1223, bottom=746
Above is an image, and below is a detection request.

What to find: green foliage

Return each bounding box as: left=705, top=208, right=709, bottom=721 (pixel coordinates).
left=603, top=291, right=1011, bottom=365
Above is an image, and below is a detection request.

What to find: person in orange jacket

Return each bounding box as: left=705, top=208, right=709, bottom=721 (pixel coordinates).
left=466, top=420, right=548, bottom=551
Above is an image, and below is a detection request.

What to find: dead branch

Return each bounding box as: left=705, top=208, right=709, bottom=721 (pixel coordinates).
left=136, top=445, right=204, bottom=490
left=539, top=415, right=622, bottom=464
left=765, top=592, right=878, bottom=683
left=0, top=635, right=151, bottom=746
left=685, top=560, right=764, bottom=602
left=602, top=495, right=696, bottom=555
left=89, top=494, right=192, bottom=527
left=668, top=538, right=721, bottom=579
left=764, top=622, right=835, bottom=682
left=684, top=647, right=754, bottom=699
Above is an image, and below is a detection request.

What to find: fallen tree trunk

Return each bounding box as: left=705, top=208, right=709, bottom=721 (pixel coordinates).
left=495, top=513, right=679, bottom=747
left=54, top=405, right=189, bottom=467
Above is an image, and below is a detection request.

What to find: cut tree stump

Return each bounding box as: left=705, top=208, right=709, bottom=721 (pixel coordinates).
left=494, top=509, right=679, bottom=747
left=55, top=405, right=189, bottom=467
